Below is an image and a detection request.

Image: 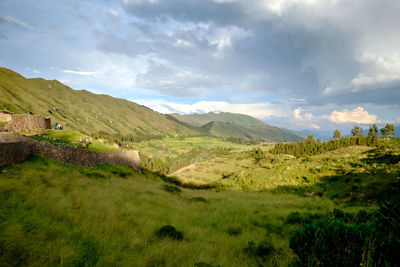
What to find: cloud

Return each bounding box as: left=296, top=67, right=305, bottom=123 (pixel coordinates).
left=135, top=99, right=284, bottom=120
left=62, top=69, right=96, bottom=76
left=0, top=15, right=36, bottom=30
left=327, top=107, right=377, bottom=124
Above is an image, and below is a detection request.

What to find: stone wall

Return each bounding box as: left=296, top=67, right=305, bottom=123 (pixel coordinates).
left=0, top=141, right=31, bottom=167
left=0, top=133, right=140, bottom=170
left=8, top=114, right=52, bottom=132
left=0, top=113, right=12, bottom=122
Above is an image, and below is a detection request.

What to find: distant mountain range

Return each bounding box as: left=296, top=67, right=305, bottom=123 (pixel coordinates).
left=171, top=112, right=304, bottom=142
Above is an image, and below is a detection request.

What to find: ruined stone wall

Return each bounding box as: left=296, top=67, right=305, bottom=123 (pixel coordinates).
left=0, top=133, right=140, bottom=170
left=0, top=113, right=12, bottom=122
left=0, top=124, right=7, bottom=132
left=0, top=133, right=32, bottom=167
left=8, top=114, right=52, bottom=132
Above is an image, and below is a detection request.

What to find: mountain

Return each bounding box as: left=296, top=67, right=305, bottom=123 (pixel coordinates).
left=0, top=67, right=202, bottom=139
left=171, top=112, right=265, bottom=127
left=172, top=112, right=304, bottom=142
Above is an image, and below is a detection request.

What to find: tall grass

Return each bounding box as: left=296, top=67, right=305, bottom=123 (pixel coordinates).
left=0, top=154, right=340, bottom=266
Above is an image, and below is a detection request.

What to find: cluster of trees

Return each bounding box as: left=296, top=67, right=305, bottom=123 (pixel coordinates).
left=223, top=137, right=262, bottom=145
left=271, top=123, right=395, bottom=157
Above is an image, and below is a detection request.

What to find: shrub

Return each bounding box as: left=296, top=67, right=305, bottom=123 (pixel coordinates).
left=194, top=262, right=221, bottom=267
left=290, top=196, right=400, bottom=266
left=227, top=227, right=242, bottom=236
left=286, top=212, right=302, bottom=224
left=243, top=241, right=275, bottom=263
left=162, top=184, right=182, bottom=194
left=154, top=225, right=183, bottom=241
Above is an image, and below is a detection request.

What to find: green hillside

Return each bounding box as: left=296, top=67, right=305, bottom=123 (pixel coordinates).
left=0, top=68, right=202, bottom=139
left=171, top=112, right=266, bottom=127
left=172, top=112, right=304, bottom=142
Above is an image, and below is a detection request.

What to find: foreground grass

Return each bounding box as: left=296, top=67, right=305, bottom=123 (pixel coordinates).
left=0, top=155, right=345, bottom=266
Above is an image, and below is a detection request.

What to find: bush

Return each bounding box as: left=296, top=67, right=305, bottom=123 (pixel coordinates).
left=243, top=240, right=275, bottom=263
left=227, top=227, right=242, bottom=236
left=290, top=197, right=400, bottom=266
left=154, top=225, right=183, bottom=241
left=162, top=184, right=182, bottom=194
left=286, top=212, right=302, bottom=224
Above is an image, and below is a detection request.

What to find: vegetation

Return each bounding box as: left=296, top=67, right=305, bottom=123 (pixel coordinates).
left=290, top=197, right=400, bottom=266
left=271, top=135, right=380, bottom=157
left=29, top=130, right=120, bottom=152
left=172, top=112, right=304, bottom=142
left=1, top=132, right=399, bottom=265
left=1, top=67, right=399, bottom=265
left=0, top=67, right=203, bottom=139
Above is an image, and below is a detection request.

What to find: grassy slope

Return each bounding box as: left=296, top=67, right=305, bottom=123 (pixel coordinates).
left=29, top=130, right=120, bottom=152
left=202, top=121, right=303, bottom=142
left=0, top=67, right=201, bottom=138
left=0, top=155, right=339, bottom=266
left=1, top=141, right=398, bottom=265
left=168, top=142, right=400, bottom=203
left=172, top=112, right=304, bottom=142
left=171, top=112, right=266, bottom=127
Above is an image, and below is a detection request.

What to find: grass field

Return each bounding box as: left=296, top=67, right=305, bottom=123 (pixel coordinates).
left=130, top=136, right=253, bottom=160
left=0, top=154, right=351, bottom=266
left=1, top=136, right=399, bottom=266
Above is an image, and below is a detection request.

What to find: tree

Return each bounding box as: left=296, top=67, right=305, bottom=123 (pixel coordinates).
left=367, top=124, right=378, bottom=146
left=368, top=124, right=378, bottom=137
left=351, top=125, right=360, bottom=137
left=381, top=124, right=395, bottom=139
left=333, top=129, right=341, bottom=140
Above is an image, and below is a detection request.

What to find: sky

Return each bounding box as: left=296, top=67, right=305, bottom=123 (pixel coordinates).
left=0, top=0, right=399, bottom=134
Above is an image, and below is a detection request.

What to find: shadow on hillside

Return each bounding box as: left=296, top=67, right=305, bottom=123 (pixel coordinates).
left=141, top=168, right=216, bottom=190
left=361, top=147, right=400, bottom=165
left=270, top=148, right=400, bottom=205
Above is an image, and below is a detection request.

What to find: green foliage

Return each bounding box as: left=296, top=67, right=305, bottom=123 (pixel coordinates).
left=290, top=198, right=400, bottom=266
left=381, top=123, right=395, bottom=138
left=243, top=240, right=276, bottom=265
left=333, top=129, right=341, bottom=140
left=154, top=225, right=184, bottom=241
left=271, top=135, right=379, bottom=157
left=171, top=112, right=304, bottom=141
left=162, top=184, right=182, bottom=194
left=351, top=125, right=361, bottom=137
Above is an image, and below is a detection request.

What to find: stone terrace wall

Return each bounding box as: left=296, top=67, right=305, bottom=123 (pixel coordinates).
left=0, top=113, right=12, bottom=122
left=0, top=141, right=31, bottom=167
left=0, top=133, right=140, bottom=170
left=9, top=114, right=51, bottom=132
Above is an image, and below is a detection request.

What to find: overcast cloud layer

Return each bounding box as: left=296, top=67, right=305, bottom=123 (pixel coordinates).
left=0, top=0, right=399, bottom=133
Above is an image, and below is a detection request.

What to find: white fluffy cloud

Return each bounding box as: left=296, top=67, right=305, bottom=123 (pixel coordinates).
left=135, top=99, right=284, bottom=119
left=327, top=107, right=377, bottom=124
left=62, top=69, right=96, bottom=76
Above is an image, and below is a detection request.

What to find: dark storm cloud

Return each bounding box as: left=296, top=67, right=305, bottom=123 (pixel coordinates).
left=113, top=0, right=400, bottom=107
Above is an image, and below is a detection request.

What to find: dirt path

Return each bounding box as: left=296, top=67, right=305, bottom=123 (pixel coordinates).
left=169, top=164, right=195, bottom=176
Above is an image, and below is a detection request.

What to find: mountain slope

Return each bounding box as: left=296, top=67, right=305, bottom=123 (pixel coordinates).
left=0, top=67, right=202, bottom=138
left=171, top=112, right=265, bottom=127
left=172, top=112, right=304, bottom=142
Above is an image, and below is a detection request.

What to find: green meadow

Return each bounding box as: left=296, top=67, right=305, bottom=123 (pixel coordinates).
left=1, top=136, right=399, bottom=266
